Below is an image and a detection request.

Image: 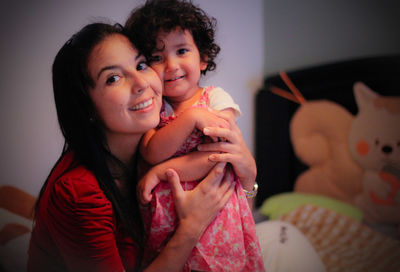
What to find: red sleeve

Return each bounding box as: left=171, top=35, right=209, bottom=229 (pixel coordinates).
left=45, top=172, right=125, bottom=272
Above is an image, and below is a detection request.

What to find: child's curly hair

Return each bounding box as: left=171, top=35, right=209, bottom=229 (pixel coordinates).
left=125, top=0, right=220, bottom=75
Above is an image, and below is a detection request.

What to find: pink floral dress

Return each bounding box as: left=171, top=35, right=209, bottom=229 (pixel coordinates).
left=142, top=87, right=265, bottom=271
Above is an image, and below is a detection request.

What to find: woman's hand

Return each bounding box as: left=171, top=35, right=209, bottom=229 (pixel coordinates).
left=197, top=110, right=257, bottom=191
left=185, top=107, right=230, bottom=142
left=166, top=162, right=235, bottom=238
left=144, top=163, right=235, bottom=271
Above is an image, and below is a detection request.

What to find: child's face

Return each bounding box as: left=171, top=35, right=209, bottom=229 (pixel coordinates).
left=150, top=28, right=207, bottom=103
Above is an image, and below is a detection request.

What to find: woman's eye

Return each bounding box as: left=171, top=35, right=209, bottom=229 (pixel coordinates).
left=137, top=61, right=148, bottom=71
left=106, top=75, right=120, bottom=84
left=177, top=48, right=188, bottom=55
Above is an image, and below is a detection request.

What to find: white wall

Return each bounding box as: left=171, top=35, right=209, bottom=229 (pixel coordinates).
left=1, top=0, right=399, bottom=197
left=263, top=0, right=400, bottom=75
left=0, top=0, right=264, bottom=196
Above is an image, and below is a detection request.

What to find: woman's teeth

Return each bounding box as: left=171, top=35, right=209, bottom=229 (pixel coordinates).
left=131, top=98, right=152, bottom=111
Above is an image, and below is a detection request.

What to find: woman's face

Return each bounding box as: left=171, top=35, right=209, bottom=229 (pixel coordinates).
left=87, top=34, right=162, bottom=144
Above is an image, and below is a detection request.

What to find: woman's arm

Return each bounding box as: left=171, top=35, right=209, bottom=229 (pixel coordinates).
left=140, top=107, right=229, bottom=165
left=34, top=177, right=129, bottom=272
left=144, top=163, right=235, bottom=271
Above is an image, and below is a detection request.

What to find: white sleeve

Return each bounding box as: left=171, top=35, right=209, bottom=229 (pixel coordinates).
left=162, top=99, right=175, bottom=117
left=208, top=87, right=241, bottom=117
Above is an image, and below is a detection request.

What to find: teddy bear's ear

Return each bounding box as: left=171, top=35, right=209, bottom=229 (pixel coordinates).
left=353, top=82, right=379, bottom=112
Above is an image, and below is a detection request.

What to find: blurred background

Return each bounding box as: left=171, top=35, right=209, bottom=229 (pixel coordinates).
left=0, top=0, right=399, bottom=197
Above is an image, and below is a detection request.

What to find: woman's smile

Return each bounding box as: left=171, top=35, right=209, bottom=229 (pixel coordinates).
left=130, top=97, right=155, bottom=112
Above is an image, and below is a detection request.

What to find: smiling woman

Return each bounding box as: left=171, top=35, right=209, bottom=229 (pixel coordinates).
left=87, top=33, right=162, bottom=164
left=27, top=22, right=236, bottom=272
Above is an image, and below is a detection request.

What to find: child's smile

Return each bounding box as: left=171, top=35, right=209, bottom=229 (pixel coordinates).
left=165, top=74, right=185, bottom=83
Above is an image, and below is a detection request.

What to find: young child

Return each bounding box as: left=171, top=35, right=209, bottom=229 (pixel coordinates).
left=126, top=1, right=264, bottom=271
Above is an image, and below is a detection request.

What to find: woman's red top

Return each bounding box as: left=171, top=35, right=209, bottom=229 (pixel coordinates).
left=28, top=152, right=138, bottom=272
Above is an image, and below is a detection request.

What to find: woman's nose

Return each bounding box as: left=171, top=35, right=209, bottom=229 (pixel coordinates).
left=131, top=73, right=149, bottom=94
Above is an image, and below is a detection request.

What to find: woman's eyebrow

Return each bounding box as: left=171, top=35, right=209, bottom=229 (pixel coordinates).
left=96, top=54, right=142, bottom=79
left=97, top=65, right=119, bottom=80
left=135, top=53, right=143, bottom=60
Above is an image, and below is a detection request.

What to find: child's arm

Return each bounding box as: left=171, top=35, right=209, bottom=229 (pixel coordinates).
left=140, top=107, right=229, bottom=165
left=138, top=151, right=217, bottom=204
left=139, top=110, right=235, bottom=204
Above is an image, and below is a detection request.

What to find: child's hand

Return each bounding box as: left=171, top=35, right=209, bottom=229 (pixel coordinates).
left=137, top=168, right=162, bottom=204
left=197, top=111, right=257, bottom=191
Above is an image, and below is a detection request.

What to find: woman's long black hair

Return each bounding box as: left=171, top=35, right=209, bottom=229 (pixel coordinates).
left=35, top=22, right=145, bottom=252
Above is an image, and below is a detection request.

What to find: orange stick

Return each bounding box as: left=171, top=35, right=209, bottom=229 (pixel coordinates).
left=279, top=71, right=306, bottom=104
left=270, top=86, right=301, bottom=104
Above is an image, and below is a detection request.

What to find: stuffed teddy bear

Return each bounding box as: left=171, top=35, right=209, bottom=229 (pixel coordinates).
left=349, top=82, right=400, bottom=239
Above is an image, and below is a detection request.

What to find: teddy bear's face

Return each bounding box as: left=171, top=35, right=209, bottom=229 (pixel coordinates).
left=348, top=83, right=400, bottom=173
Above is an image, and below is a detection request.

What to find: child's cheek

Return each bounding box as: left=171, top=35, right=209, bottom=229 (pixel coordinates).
left=356, top=140, right=369, bottom=156
left=151, top=64, right=165, bottom=81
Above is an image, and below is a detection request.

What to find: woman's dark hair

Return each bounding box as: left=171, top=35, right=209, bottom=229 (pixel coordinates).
left=125, top=0, right=220, bottom=75
left=36, top=23, right=145, bottom=252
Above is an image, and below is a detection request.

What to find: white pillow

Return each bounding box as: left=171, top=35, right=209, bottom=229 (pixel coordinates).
left=255, top=220, right=326, bottom=272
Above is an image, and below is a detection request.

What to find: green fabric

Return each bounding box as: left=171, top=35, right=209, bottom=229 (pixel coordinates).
left=259, top=192, right=363, bottom=220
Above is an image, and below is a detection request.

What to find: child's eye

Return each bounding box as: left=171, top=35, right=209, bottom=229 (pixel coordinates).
left=106, top=75, right=120, bottom=84
left=150, top=55, right=162, bottom=63
left=137, top=61, right=148, bottom=71
left=177, top=48, right=188, bottom=55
